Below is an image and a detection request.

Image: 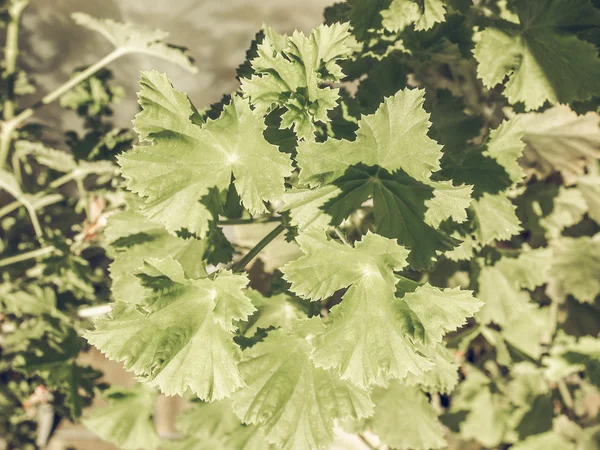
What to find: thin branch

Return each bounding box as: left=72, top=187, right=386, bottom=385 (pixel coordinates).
left=0, top=245, right=56, bottom=268
left=334, top=228, right=349, bottom=245
left=220, top=216, right=281, bottom=226
left=358, top=433, right=378, bottom=450
left=0, top=0, right=28, bottom=169
left=232, top=224, right=285, bottom=273
left=1, top=48, right=124, bottom=168
left=557, top=379, right=574, bottom=410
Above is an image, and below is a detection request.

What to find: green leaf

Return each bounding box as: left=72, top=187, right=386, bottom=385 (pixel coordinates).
left=296, top=88, right=469, bottom=267
left=14, top=141, right=77, bottom=173
left=439, top=117, right=523, bottom=199
left=477, top=248, right=551, bottom=326
left=324, top=164, right=459, bottom=268
left=298, top=88, right=443, bottom=185
left=405, top=344, right=460, bottom=394
left=233, top=325, right=373, bottom=450
left=577, top=175, right=600, bottom=224
left=484, top=117, right=526, bottom=184
left=381, top=0, right=447, bottom=32
left=367, top=382, right=446, bottom=450
left=240, top=23, right=355, bottom=140
left=543, top=334, right=600, bottom=385
left=551, top=236, right=600, bottom=303
left=450, top=367, right=512, bottom=447
left=105, top=210, right=211, bottom=303
left=471, top=193, right=522, bottom=245
left=502, top=307, right=552, bottom=360
left=283, top=231, right=477, bottom=387
left=119, top=71, right=293, bottom=237
left=540, top=187, right=587, bottom=238
left=473, top=0, right=600, bottom=110
left=86, top=258, right=255, bottom=400
left=510, top=431, right=576, bottom=450
left=241, top=290, right=307, bottom=339
left=72, top=13, right=197, bottom=72
left=83, top=385, right=159, bottom=450
left=399, top=283, right=481, bottom=347
left=520, top=106, right=600, bottom=185
left=166, top=399, right=271, bottom=450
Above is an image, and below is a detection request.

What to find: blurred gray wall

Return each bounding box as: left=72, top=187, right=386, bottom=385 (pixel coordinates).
left=19, top=0, right=332, bottom=134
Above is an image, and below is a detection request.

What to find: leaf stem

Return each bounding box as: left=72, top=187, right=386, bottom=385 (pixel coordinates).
left=557, top=379, right=574, bottom=410
left=0, top=245, right=56, bottom=268
left=0, top=48, right=124, bottom=168
left=220, top=216, right=281, bottom=226
left=232, top=224, right=285, bottom=273
left=358, top=433, right=378, bottom=450
left=334, top=228, right=349, bottom=245
left=0, top=0, right=28, bottom=169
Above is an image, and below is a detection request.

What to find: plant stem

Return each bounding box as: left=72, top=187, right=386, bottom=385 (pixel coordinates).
left=0, top=245, right=56, bottom=267
left=232, top=224, right=285, bottom=273
left=220, top=216, right=281, bottom=226
left=557, top=379, right=574, bottom=410
left=358, top=433, right=378, bottom=450
left=0, top=48, right=124, bottom=168
left=0, top=0, right=28, bottom=169
left=334, top=228, right=349, bottom=245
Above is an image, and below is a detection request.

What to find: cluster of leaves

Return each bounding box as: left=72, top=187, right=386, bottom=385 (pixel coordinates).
left=78, top=1, right=600, bottom=450
left=2, top=0, right=600, bottom=449
left=0, top=4, right=196, bottom=449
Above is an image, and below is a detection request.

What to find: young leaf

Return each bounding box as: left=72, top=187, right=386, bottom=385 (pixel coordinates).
left=240, top=23, right=355, bottom=140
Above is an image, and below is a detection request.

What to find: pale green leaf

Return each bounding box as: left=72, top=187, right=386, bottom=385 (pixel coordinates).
left=551, top=236, right=600, bottom=303
left=521, top=106, right=600, bottom=185
left=241, top=23, right=355, bottom=140
left=283, top=231, right=435, bottom=387
left=105, top=210, right=209, bottom=303
left=167, top=399, right=271, bottom=450
left=540, top=188, right=587, bottom=238
left=119, top=71, right=292, bottom=237
left=233, top=326, right=373, bottom=450
left=72, top=13, right=197, bottom=72
left=577, top=176, right=600, bottom=224
left=368, top=382, right=446, bottom=450
left=484, top=117, right=526, bottom=184
left=86, top=259, right=254, bottom=400
left=83, top=385, right=159, bottom=450
left=472, top=193, right=522, bottom=245
left=405, top=344, right=460, bottom=394
left=400, top=283, right=481, bottom=347
left=451, top=368, right=512, bottom=447
left=298, top=88, right=443, bottom=185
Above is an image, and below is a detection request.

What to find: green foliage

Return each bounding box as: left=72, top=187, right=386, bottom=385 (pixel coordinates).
left=3, top=1, right=600, bottom=450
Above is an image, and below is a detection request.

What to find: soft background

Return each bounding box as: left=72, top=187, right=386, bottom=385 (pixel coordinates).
left=20, top=0, right=331, bottom=130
